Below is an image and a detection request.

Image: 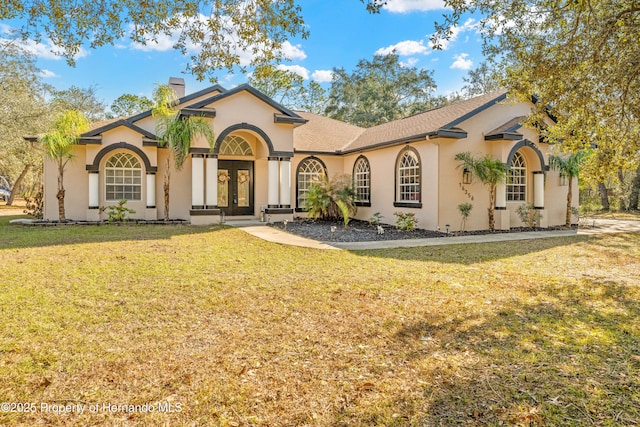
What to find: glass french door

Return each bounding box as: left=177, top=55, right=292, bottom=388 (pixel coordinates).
left=217, top=160, right=254, bottom=216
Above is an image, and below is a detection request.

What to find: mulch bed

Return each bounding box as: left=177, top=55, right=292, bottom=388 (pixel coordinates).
left=269, top=218, right=576, bottom=243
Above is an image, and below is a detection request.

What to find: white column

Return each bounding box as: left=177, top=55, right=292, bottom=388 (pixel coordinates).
left=268, top=157, right=279, bottom=207
left=279, top=158, right=291, bottom=208
left=534, top=171, right=545, bottom=209
left=146, top=173, right=156, bottom=208
left=205, top=155, right=218, bottom=208
left=495, top=181, right=506, bottom=209
left=191, top=154, right=205, bottom=208
left=88, top=172, right=99, bottom=208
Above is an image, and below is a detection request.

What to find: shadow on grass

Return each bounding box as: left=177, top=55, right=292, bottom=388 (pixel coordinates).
left=383, top=280, right=640, bottom=425
left=352, top=234, right=593, bottom=265
left=0, top=215, right=230, bottom=250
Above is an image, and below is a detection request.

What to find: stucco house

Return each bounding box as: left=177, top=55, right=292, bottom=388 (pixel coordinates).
left=40, top=78, right=576, bottom=231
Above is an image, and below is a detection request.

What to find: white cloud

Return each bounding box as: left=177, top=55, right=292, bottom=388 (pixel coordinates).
left=375, top=40, right=429, bottom=56
left=276, top=64, right=310, bottom=80
left=400, top=57, right=419, bottom=67
left=450, top=53, right=473, bottom=70
left=39, top=69, right=59, bottom=78
left=311, top=69, right=334, bottom=83
left=281, top=41, right=307, bottom=61
left=383, top=0, right=447, bottom=13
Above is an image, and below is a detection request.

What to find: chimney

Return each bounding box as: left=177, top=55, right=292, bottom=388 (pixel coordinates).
left=168, top=77, right=185, bottom=99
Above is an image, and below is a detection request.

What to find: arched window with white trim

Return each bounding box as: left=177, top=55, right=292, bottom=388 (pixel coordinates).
left=395, top=147, right=421, bottom=207
left=353, top=156, right=371, bottom=205
left=105, top=153, right=142, bottom=201
left=219, top=135, right=253, bottom=156
left=507, top=151, right=526, bottom=201
left=296, top=157, right=326, bottom=209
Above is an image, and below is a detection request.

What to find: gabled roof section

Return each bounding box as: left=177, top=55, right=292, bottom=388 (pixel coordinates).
left=293, top=111, right=365, bottom=153
left=485, top=116, right=526, bottom=141
left=127, top=84, right=227, bottom=123
left=80, top=119, right=157, bottom=143
left=342, top=89, right=508, bottom=153
left=187, top=83, right=307, bottom=125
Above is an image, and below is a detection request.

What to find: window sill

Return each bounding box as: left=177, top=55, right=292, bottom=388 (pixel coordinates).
left=355, top=201, right=371, bottom=207
left=393, top=202, right=422, bottom=209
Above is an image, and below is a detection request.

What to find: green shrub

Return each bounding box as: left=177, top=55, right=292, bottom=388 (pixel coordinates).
left=516, top=203, right=542, bottom=228
left=100, top=200, right=136, bottom=222
left=457, top=202, right=473, bottom=231
left=394, top=211, right=417, bottom=231
left=303, top=173, right=357, bottom=223
left=368, top=212, right=383, bottom=226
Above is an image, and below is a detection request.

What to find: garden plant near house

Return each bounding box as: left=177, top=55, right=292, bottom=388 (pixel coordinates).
left=457, top=202, right=473, bottom=231
left=152, top=84, right=215, bottom=221
left=303, top=173, right=357, bottom=223
left=39, top=110, right=90, bottom=221
left=549, top=152, right=587, bottom=227
left=455, top=152, right=509, bottom=231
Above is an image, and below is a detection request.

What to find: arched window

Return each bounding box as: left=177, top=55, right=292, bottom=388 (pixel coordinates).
left=507, top=151, right=526, bottom=201
left=219, top=135, right=253, bottom=156
left=395, top=147, right=421, bottom=207
left=105, top=153, right=142, bottom=201
left=353, top=156, right=371, bottom=205
left=297, top=157, right=326, bottom=209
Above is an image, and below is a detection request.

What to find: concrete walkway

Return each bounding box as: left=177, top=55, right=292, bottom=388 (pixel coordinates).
left=226, top=218, right=640, bottom=250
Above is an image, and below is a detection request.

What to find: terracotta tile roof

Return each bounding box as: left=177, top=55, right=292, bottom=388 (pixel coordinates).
left=341, top=89, right=509, bottom=152
left=293, top=111, right=365, bottom=153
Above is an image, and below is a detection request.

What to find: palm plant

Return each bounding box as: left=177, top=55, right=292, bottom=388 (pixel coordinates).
left=152, top=84, right=215, bottom=220
left=455, top=152, right=509, bottom=231
left=549, top=151, right=586, bottom=227
left=40, top=110, right=90, bottom=221
left=303, top=173, right=357, bottom=224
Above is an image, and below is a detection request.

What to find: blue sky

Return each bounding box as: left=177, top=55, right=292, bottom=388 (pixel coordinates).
left=1, top=0, right=485, bottom=108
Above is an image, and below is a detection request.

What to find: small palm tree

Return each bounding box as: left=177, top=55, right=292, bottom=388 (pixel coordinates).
left=152, top=84, right=215, bottom=220
left=549, top=151, right=586, bottom=227
left=40, top=110, right=90, bottom=221
left=455, top=152, right=509, bottom=231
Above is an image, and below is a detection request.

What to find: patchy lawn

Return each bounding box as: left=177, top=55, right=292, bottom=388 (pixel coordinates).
left=1, top=216, right=639, bottom=426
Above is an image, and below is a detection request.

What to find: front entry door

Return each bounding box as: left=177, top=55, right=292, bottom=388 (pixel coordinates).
left=218, top=160, right=254, bottom=216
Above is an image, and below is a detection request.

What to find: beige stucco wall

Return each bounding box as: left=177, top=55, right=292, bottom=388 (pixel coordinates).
left=43, top=145, right=88, bottom=221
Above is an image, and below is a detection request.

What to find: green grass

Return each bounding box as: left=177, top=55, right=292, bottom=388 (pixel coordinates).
left=1, top=215, right=639, bottom=426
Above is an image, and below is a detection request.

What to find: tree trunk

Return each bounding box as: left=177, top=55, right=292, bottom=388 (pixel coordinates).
left=629, top=166, right=640, bottom=211
left=598, top=182, right=610, bottom=211
left=566, top=176, right=573, bottom=227
left=617, top=167, right=628, bottom=210
left=488, top=184, right=496, bottom=231
left=57, top=165, right=66, bottom=221
left=6, top=164, right=31, bottom=206
left=163, top=156, right=171, bottom=221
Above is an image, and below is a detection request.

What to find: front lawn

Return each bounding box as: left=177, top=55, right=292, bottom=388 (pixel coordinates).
left=1, top=216, right=639, bottom=425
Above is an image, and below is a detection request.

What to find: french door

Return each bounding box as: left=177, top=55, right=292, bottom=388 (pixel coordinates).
left=217, top=160, right=254, bottom=216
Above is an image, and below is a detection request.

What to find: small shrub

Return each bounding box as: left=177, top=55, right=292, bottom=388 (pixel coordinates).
left=368, top=212, right=383, bottom=226
left=457, top=202, right=473, bottom=231
left=516, top=203, right=542, bottom=228
left=303, top=173, right=357, bottom=221
left=100, top=200, right=136, bottom=222
left=394, top=211, right=417, bottom=231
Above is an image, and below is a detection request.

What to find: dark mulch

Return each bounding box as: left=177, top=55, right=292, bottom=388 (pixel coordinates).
left=269, top=218, right=576, bottom=243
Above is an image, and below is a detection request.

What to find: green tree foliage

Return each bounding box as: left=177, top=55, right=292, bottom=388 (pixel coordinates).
left=248, top=69, right=327, bottom=113
left=39, top=110, right=90, bottom=221
left=549, top=151, right=587, bottom=226
left=50, top=85, right=107, bottom=122
left=0, top=0, right=311, bottom=82
left=0, top=41, right=52, bottom=204
left=455, top=152, right=509, bottom=231
left=108, top=94, right=154, bottom=118
left=152, top=84, right=215, bottom=220
left=434, top=0, right=640, bottom=158
left=325, top=54, right=443, bottom=127
left=461, top=61, right=502, bottom=98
